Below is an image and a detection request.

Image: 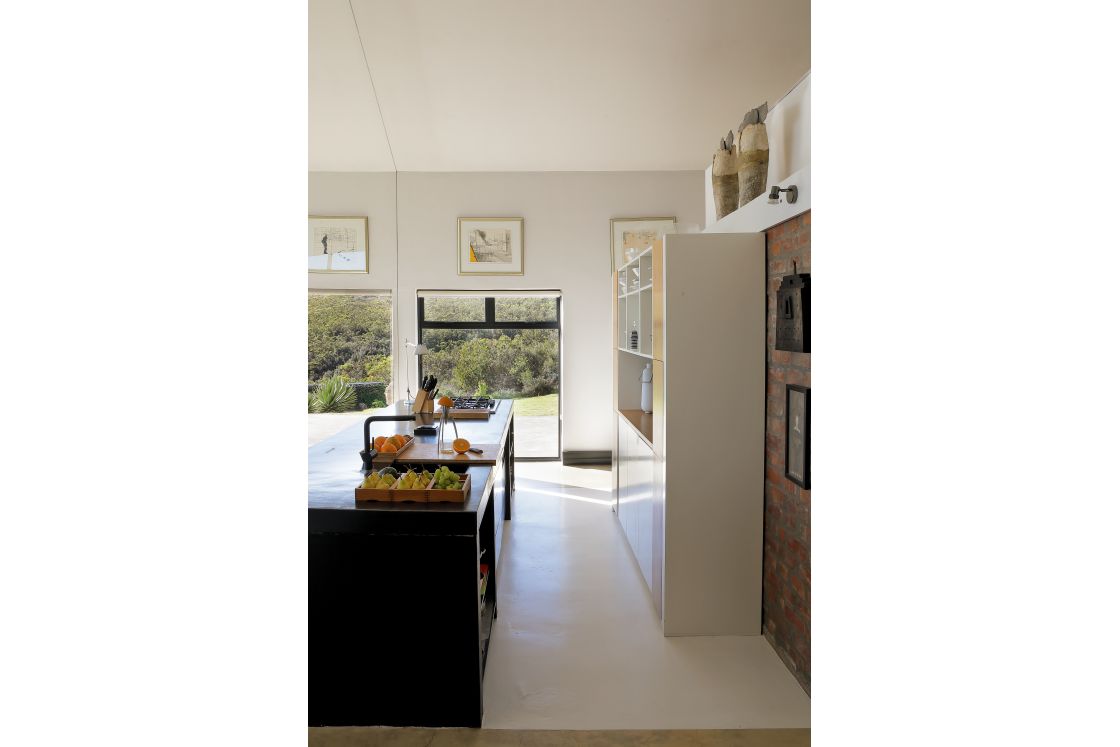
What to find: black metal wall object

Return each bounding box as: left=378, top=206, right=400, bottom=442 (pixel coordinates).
left=776, top=270, right=810, bottom=353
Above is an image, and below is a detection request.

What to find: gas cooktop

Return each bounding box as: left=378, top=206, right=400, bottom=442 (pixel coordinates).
left=445, top=396, right=499, bottom=418
left=450, top=396, right=496, bottom=411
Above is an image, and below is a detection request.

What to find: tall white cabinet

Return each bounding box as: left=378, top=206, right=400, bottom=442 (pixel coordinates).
left=613, top=232, right=766, bottom=636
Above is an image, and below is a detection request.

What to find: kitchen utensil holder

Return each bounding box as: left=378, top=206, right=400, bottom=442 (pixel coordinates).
left=412, top=389, right=435, bottom=414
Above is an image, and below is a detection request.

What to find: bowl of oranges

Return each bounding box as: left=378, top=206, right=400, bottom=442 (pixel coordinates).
left=371, top=433, right=413, bottom=455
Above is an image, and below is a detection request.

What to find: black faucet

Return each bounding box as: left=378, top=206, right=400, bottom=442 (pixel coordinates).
left=359, top=414, right=417, bottom=472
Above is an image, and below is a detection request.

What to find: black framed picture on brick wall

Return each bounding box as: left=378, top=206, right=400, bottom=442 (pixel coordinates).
left=785, top=384, right=810, bottom=489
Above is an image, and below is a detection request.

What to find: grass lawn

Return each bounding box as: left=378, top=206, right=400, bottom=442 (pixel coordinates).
left=513, top=393, right=558, bottom=417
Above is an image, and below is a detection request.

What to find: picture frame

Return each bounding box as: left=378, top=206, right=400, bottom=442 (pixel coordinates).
left=308, top=216, right=369, bottom=274
left=610, top=217, right=676, bottom=273
left=458, top=218, right=524, bottom=275
left=785, top=384, right=810, bottom=489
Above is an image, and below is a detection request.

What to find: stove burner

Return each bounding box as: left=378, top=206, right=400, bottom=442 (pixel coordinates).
left=451, top=396, right=495, bottom=410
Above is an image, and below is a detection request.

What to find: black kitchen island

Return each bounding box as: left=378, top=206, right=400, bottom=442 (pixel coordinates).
left=308, top=400, right=514, bottom=728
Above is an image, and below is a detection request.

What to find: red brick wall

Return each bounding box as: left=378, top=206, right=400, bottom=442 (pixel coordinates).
left=763, top=212, right=811, bottom=693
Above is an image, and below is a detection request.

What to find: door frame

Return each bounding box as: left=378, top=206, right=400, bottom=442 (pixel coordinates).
left=417, top=294, right=562, bottom=461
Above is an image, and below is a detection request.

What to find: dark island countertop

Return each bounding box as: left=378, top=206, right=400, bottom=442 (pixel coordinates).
left=308, top=399, right=514, bottom=535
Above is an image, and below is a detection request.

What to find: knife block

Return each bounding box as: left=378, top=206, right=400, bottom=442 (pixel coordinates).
left=411, top=389, right=435, bottom=414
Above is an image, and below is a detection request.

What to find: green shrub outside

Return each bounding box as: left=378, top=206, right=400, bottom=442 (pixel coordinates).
left=420, top=329, right=558, bottom=399
left=309, top=375, right=357, bottom=413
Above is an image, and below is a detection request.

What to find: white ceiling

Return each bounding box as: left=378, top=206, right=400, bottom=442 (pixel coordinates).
left=309, top=0, right=810, bottom=172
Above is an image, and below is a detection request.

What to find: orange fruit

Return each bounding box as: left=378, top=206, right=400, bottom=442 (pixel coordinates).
left=380, top=442, right=398, bottom=453
left=389, top=435, right=404, bottom=448
left=438, top=395, right=454, bottom=408
left=374, top=436, right=386, bottom=449
left=452, top=438, right=471, bottom=454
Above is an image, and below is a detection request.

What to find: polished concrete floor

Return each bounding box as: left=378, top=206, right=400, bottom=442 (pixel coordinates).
left=309, top=462, right=810, bottom=741
left=480, top=463, right=810, bottom=730
left=309, top=727, right=811, bottom=746
left=505, top=415, right=556, bottom=458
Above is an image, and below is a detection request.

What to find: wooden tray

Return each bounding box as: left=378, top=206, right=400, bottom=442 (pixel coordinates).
left=369, top=434, right=415, bottom=468
left=355, top=472, right=428, bottom=503
left=390, top=475, right=430, bottom=503
left=354, top=472, right=470, bottom=504
left=450, top=399, right=499, bottom=419
left=396, top=442, right=500, bottom=465
left=428, top=473, right=470, bottom=504
left=449, top=407, right=497, bottom=419
left=355, top=477, right=398, bottom=502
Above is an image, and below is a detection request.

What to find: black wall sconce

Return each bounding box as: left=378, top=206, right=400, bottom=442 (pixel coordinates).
left=768, top=185, right=798, bottom=204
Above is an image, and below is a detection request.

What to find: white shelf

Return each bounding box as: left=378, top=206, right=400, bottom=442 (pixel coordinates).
left=617, top=283, right=653, bottom=299
left=617, top=245, right=653, bottom=272
left=702, top=72, right=810, bottom=234
left=618, top=347, right=652, bottom=359
left=703, top=165, right=810, bottom=234
left=618, top=248, right=653, bottom=355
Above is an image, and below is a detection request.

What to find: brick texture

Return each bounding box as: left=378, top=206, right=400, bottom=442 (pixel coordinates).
left=763, top=212, right=810, bottom=693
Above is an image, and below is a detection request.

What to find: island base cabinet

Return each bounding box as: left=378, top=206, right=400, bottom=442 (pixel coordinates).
left=308, top=400, right=515, bottom=727
left=309, top=528, right=492, bottom=727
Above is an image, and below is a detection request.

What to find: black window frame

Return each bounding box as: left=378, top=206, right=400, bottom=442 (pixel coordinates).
left=417, top=295, right=561, bottom=461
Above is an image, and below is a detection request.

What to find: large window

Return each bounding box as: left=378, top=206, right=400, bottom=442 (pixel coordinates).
left=418, top=294, right=560, bottom=459
left=308, top=293, right=393, bottom=411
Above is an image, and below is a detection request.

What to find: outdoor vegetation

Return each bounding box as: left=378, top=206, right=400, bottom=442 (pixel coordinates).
left=418, top=296, right=559, bottom=401
left=307, top=294, right=559, bottom=414
left=512, top=393, right=559, bottom=417
left=420, top=328, right=558, bottom=400
left=308, top=294, right=392, bottom=411
left=308, top=375, right=357, bottom=413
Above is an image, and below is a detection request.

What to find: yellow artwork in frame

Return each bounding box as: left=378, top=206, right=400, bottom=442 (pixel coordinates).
left=458, top=218, right=524, bottom=275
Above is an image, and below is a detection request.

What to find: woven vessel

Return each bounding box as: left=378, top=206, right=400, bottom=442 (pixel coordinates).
left=736, top=103, right=770, bottom=207
left=736, top=122, right=769, bottom=207
left=712, top=134, right=739, bottom=220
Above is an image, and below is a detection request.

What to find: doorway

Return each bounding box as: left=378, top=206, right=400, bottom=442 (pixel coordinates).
left=417, top=293, right=560, bottom=459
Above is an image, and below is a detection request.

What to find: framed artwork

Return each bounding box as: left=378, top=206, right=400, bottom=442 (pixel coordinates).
left=610, top=217, right=676, bottom=272
left=458, top=218, right=524, bottom=275
left=785, top=384, right=811, bottom=489
left=309, top=216, right=369, bottom=274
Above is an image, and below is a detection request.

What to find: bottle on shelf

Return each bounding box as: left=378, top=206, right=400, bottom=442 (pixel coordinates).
left=640, top=363, right=653, bottom=413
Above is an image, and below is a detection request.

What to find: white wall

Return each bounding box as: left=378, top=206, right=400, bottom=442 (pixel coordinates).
left=763, top=72, right=810, bottom=185
left=309, top=170, right=703, bottom=453
left=308, top=171, right=398, bottom=292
